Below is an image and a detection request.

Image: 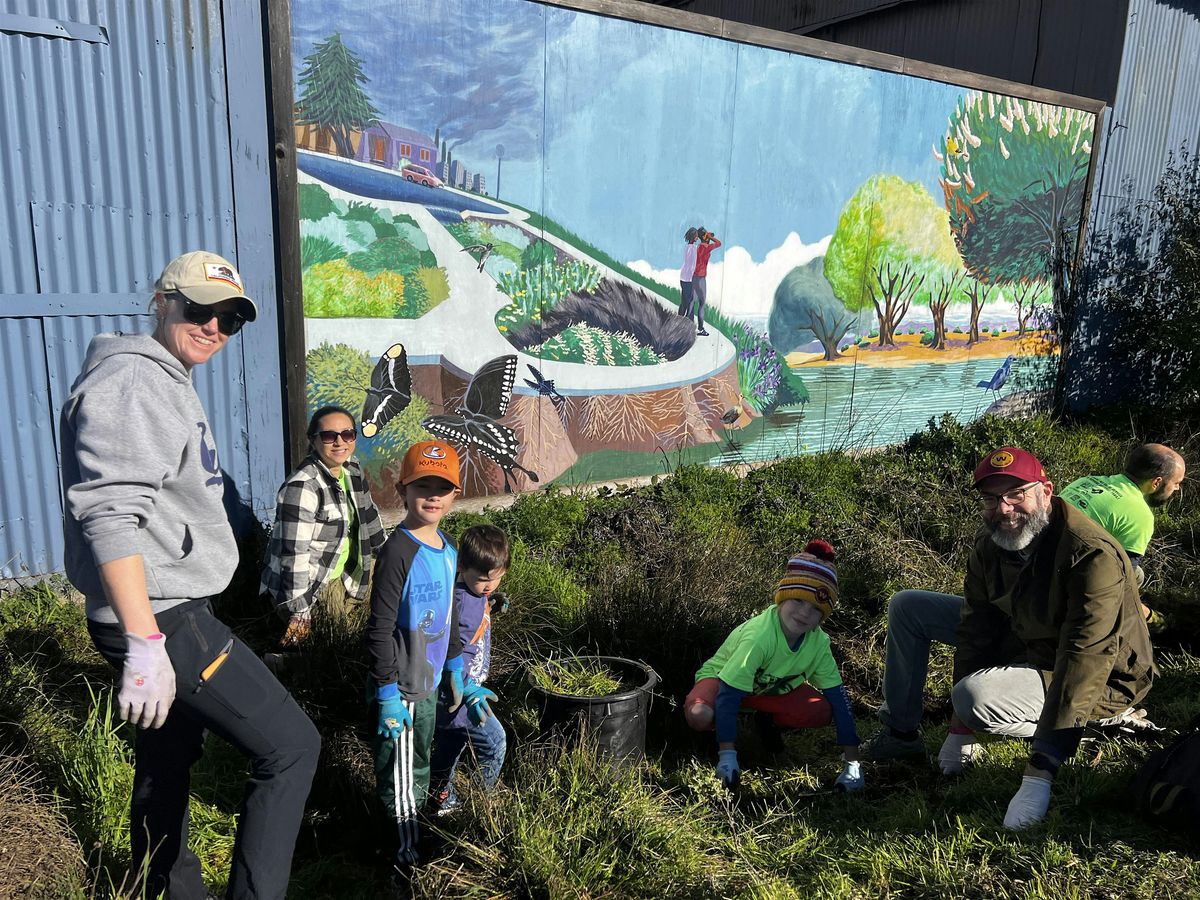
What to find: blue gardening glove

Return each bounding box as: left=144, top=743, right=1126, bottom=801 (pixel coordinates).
left=834, top=760, right=865, bottom=792
left=443, top=667, right=465, bottom=713
left=716, top=748, right=740, bottom=788
left=376, top=685, right=412, bottom=740
left=462, top=680, right=498, bottom=726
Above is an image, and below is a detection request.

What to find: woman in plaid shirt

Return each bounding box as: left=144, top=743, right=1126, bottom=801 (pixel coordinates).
left=261, top=405, right=388, bottom=643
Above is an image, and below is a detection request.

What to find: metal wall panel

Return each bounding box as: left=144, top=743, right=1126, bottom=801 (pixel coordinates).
left=0, top=319, right=64, bottom=578
left=1, top=0, right=284, bottom=577
left=1089, top=0, right=1200, bottom=232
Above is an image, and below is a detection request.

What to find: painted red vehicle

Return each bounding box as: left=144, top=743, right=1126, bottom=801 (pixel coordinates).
left=402, top=164, right=442, bottom=188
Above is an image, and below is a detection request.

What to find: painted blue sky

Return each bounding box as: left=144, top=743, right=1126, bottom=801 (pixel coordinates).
left=291, top=0, right=1041, bottom=268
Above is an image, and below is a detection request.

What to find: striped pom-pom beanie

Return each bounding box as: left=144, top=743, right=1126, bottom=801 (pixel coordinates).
left=774, top=539, right=839, bottom=620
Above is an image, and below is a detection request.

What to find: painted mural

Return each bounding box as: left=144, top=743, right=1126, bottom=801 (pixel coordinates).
left=291, top=0, right=1094, bottom=504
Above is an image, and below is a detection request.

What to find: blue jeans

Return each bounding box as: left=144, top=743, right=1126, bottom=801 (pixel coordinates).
left=89, top=598, right=320, bottom=900
left=678, top=281, right=694, bottom=317
left=429, top=713, right=507, bottom=806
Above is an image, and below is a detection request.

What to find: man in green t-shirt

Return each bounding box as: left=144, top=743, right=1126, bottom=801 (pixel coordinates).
left=1060, top=443, right=1185, bottom=623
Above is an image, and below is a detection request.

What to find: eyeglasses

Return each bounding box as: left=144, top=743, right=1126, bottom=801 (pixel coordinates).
left=315, top=429, right=357, bottom=444
left=175, top=295, right=247, bottom=336
left=978, top=481, right=1041, bottom=509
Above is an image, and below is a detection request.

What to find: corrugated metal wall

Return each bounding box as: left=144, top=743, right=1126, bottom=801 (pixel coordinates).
left=1087, top=0, right=1200, bottom=232
left=0, top=0, right=286, bottom=579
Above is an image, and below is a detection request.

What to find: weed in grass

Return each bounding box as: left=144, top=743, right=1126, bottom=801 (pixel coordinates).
left=527, top=656, right=623, bottom=697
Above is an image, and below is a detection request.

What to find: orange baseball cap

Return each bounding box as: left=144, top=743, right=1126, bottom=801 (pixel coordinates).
left=973, top=447, right=1049, bottom=487
left=399, top=440, right=461, bottom=488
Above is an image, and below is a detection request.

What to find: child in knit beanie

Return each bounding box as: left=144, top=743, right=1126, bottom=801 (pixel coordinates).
left=684, top=539, right=864, bottom=790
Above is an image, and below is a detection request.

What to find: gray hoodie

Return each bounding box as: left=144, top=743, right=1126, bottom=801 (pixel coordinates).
left=60, top=332, right=238, bottom=622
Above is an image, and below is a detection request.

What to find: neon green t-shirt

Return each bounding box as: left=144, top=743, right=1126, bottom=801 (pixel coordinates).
left=329, top=467, right=358, bottom=583
left=695, top=605, right=842, bottom=696
left=1060, top=473, right=1154, bottom=555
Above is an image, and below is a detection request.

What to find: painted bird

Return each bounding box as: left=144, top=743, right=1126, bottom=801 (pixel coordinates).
left=461, top=242, right=494, bottom=272
left=524, top=364, right=568, bottom=422
left=977, top=355, right=1014, bottom=399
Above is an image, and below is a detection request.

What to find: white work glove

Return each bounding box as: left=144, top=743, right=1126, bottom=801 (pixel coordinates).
left=120, top=632, right=176, bottom=729
left=1003, top=775, right=1052, bottom=829
left=938, top=731, right=979, bottom=775
left=834, top=760, right=865, bottom=792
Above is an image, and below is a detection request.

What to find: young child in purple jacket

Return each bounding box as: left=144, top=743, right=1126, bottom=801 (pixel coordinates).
left=429, top=524, right=511, bottom=814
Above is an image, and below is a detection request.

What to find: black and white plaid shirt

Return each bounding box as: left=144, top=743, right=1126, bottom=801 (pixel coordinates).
left=259, top=456, right=387, bottom=616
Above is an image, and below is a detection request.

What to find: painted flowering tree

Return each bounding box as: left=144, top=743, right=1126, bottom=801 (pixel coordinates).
left=936, top=92, right=1094, bottom=319
left=296, top=33, right=381, bottom=158
left=825, top=174, right=963, bottom=348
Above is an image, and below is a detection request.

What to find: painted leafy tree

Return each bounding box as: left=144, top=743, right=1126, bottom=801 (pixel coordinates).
left=768, top=256, right=858, bottom=360
left=936, top=91, right=1093, bottom=314
left=825, top=174, right=962, bottom=348
left=924, top=262, right=968, bottom=351
left=296, top=33, right=380, bottom=158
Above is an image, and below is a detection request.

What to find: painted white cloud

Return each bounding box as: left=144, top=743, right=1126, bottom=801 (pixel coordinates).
left=628, top=232, right=832, bottom=320
left=629, top=234, right=1043, bottom=329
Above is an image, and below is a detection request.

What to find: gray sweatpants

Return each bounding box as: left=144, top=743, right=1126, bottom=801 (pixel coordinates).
left=878, top=590, right=1047, bottom=741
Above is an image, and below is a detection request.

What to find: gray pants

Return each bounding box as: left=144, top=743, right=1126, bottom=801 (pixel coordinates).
left=878, top=589, right=1045, bottom=738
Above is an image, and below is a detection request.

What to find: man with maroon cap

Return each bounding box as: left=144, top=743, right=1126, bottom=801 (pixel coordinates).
left=862, top=446, right=1155, bottom=828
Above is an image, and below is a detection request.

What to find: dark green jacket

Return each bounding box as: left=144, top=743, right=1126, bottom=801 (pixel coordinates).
left=955, top=498, right=1156, bottom=744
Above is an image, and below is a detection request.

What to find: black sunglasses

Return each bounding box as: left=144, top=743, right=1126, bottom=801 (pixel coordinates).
left=315, top=429, right=357, bottom=444
left=174, top=294, right=247, bottom=336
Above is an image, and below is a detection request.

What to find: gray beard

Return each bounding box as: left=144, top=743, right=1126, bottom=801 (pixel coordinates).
left=988, top=503, right=1051, bottom=552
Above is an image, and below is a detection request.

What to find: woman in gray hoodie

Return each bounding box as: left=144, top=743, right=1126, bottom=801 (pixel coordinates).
left=60, top=251, right=320, bottom=900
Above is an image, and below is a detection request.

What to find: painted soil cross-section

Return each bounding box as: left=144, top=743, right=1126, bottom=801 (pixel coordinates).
left=289, top=0, right=1096, bottom=506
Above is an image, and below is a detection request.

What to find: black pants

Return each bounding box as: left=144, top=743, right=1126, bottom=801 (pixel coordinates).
left=89, top=599, right=321, bottom=900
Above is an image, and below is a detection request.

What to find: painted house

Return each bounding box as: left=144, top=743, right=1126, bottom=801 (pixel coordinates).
left=355, top=122, right=438, bottom=170
left=294, top=122, right=363, bottom=156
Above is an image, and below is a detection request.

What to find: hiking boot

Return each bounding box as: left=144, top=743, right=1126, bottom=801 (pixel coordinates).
left=860, top=728, right=925, bottom=761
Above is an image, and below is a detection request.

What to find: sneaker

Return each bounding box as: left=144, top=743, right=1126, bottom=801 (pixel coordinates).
left=697, top=328, right=710, bottom=336
left=860, top=728, right=925, bottom=761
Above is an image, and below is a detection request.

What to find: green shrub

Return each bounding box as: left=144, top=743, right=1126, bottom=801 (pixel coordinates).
left=302, top=259, right=403, bottom=317
left=415, top=265, right=449, bottom=307
left=298, top=183, right=336, bottom=220
left=530, top=324, right=662, bottom=366
left=306, top=342, right=430, bottom=472
left=496, top=259, right=602, bottom=326
left=300, top=235, right=346, bottom=270
left=347, top=236, right=426, bottom=275
left=521, top=238, right=557, bottom=271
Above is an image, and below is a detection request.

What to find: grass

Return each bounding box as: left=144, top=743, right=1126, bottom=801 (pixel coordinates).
left=527, top=656, right=623, bottom=697
left=3, top=412, right=1199, bottom=897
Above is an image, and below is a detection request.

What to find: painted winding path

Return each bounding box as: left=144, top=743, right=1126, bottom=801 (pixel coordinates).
left=299, top=151, right=735, bottom=395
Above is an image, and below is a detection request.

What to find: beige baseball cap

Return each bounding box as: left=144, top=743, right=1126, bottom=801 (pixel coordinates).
left=155, top=251, right=258, bottom=321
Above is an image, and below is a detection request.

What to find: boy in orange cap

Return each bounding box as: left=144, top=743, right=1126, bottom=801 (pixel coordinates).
left=364, top=441, right=492, bottom=881
left=684, top=540, right=864, bottom=790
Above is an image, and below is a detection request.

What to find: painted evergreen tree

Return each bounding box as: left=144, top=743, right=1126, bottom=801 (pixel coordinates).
left=825, top=174, right=962, bottom=348
left=936, top=92, right=1093, bottom=287
left=296, top=33, right=380, bottom=158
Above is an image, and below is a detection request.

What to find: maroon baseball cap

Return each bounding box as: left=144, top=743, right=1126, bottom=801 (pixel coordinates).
left=973, top=447, right=1049, bottom=487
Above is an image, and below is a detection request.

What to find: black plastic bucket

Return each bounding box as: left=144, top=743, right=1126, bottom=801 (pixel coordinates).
left=527, top=656, right=659, bottom=762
